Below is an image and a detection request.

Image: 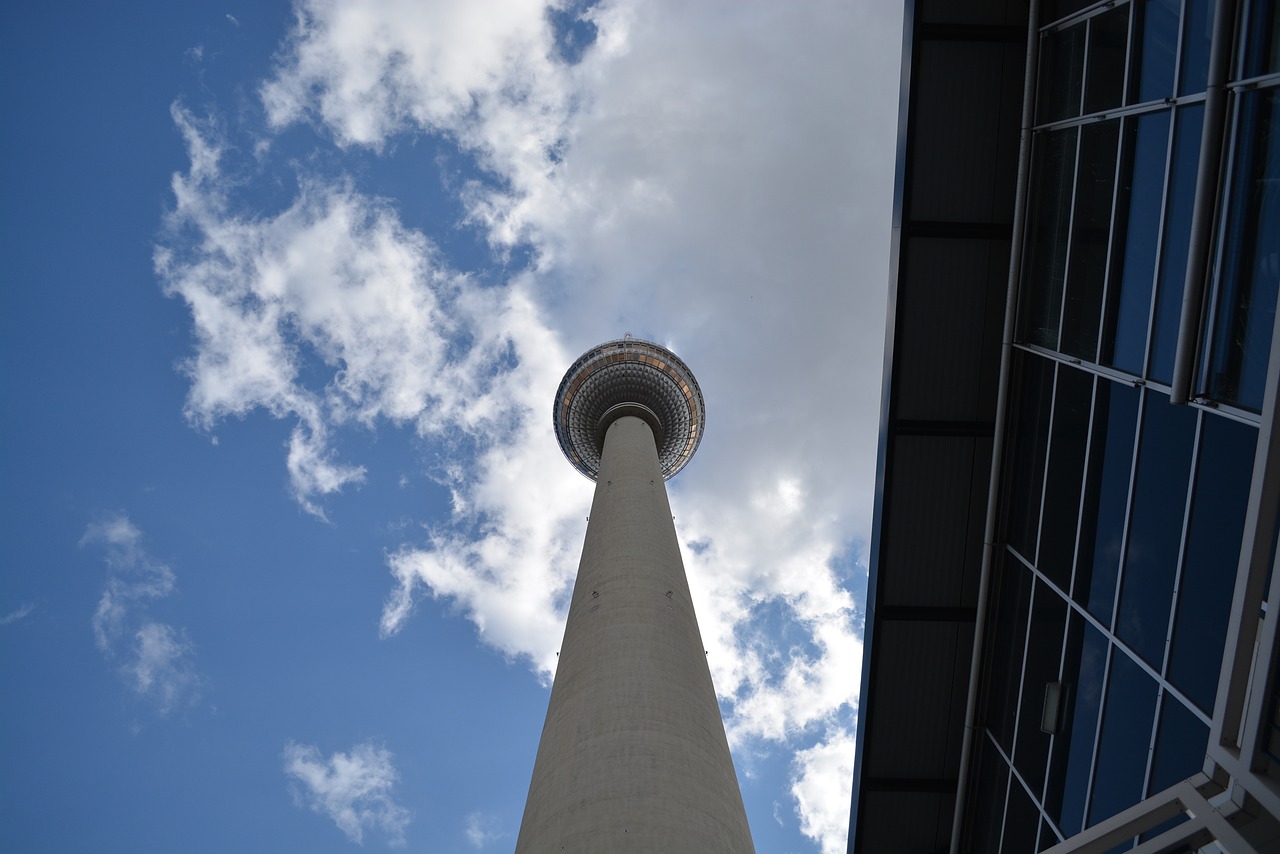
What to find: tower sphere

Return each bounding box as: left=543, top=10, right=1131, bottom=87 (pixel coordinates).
left=553, top=337, right=705, bottom=481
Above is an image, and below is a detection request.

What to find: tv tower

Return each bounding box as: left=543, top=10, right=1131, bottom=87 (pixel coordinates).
left=516, top=337, right=755, bottom=853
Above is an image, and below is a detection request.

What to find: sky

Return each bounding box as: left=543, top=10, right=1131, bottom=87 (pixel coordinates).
left=1, top=3, right=901, bottom=852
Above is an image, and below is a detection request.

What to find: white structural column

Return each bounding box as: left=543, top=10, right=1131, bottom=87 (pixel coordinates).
left=516, top=415, right=754, bottom=853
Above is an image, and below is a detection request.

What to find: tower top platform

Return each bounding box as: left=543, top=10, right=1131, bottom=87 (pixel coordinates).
left=553, top=337, right=705, bottom=481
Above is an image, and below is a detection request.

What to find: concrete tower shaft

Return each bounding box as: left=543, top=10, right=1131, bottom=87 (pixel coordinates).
left=516, top=416, right=754, bottom=852
left=517, top=339, right=753, bottom=853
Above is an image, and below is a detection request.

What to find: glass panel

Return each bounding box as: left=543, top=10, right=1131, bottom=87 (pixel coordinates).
left=1046, top=612, right=1109, bottom=835
left=987, top=560, right=1034, bottom=752
left=1007, top=355, right=1055, bottom=560
left=1074, top=380, right=1140, bottom=622
left=1150, top=104, right=1206, bottom=383
left=1085, top=6, right=1131, bottom=114
left=1104, top=110, right=1171, bottom=374
left=1179, top=0, right=1215, bottom=95
left=1116, top=392, right=1197, bottom=667
left=1015, top=581, right=1069, bottom=797
left=1021, top=129, right=1079, bottom=349
left=1133, top=0, right=1180, bottom=103
left=1149, top=694, right=1210, bottom=792
left=1168, top=415, right=1257, bottom=712
left=1205, top=88, right=1280, bottom=412
left=1039, top=818, right=1062, bottom=852
left=1243, top=0, right=1280, bottom=78
left=1039, top=367, right=1094, bottom=590
left=1002, top=778, right=1042, bottom=854
left=1062, top=120, right=1121, bottom=360
left=1041, top=22, right=1087, bottom=124
left=1089, top=648, right=1159, bottom=826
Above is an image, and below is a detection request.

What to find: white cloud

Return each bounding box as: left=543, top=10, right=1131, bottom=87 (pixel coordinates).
left=283, top=740, right=411, bottom=846
left=162, top=0, right=899, bottom=845
left=791, top=728, right=857, bottom=854
left=464, top=810, right=506, bottom=849
left=0, top=602, right=36, bottom=625
left=81, top=513, right=201, bottom=715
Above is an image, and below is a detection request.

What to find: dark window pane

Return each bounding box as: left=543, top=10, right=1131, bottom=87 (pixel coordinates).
left=1085, top=7, right=1130, bottom=114
left=1105, top=111, right=1171, bottom=373
left=1133, top=0, right=1180, bottom=103
left=1178, top=0, right=1215, bottom=95
left=968, top=735, right=1011, bottom=854
left=1040, top=23, right=1086, bottom=123
left=1007, top=355, right=1055, bottom=560
left=1117, top=392, right=1197, bottom=667
left=1168, top=416, right=1257, bottom=712
left=1150, top=694, right=1210, bottom=792
left=1206, top=88, right=1280, bottom=412
left=1002, top=778, right=1042, bottom=854
left=1074, top=380, right=1140, bottom=622
left=1150, top=104, right=1206, bottom=383
left=1015, top=582, right=1069, bottom=797
left=986, top=559, right=1034, bottom=752
left=1039, top=818, right=1062, bottom=851
left=1063, top=120, right=1121, bottom=360
left=1040, top=367, right=1094, bottom=589
left=1046, top=612, right=1109, bottom=835
left=1089, top=649, right=1159, bottom=826
left=1022, top=129, right=1079, bottom=349
left=1243, top=0, right=1279, bottom=78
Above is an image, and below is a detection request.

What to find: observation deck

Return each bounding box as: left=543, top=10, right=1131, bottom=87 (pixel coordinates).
left=553, top=337, right=705, bottom=481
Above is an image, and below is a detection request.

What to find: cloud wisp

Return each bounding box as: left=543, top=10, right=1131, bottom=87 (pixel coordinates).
left=158, top=1, right=900, bottom=849
left=464, top=810, right=506, bottom=850
left=81, top=513, right=201, bottom=715
left=283, top=740, right=412, bottom=846
left=0, top=602, right=36, bottom=625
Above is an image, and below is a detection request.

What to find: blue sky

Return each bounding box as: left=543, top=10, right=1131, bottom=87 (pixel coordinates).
left=1, top=3, right=900, bottom=852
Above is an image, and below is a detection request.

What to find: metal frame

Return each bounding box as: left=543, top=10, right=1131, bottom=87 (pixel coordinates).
left=949, top=0, right=1280, bottom=849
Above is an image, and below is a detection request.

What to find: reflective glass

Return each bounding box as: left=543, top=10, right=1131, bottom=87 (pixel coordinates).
left=1074, top=380, right=1140, bottom=622
left=1206, top=88, right=1280, bottom=412
left=1040, top=22, right=1087, bottom=123
left=1168, top=415, right=1257, bottom=712
left=1085, top=6, right=1131, bottom=114
left=1022, top=130, right=1079, bottom=349
left=1151, top=104, right=1206, bottom=383
left=1089, top=649, right=1159, bottom=826
left=987, top=560, right=1034, bottom=753
left=1039, top=818, right=1061, bottom=851
left=1062, top=120, right=1121, bottom=360
left=1015, top=581, right=1069, bottom=797
left=1105, top=111, right=1171, bottom=374
left=1007, top=355, right=1055, bottom=560
left=1134, top=0, right=1180, bottom=103
left=1116, top=392, right=1197, bottom=666
left=1149, top=694, right=1210, bottom=792
left=1002, top=778, right=1042, bottom=854
left=1039, top=367, right=1094, bottom=589
left=1046, top=612, right=1109, bottom=835
left=1178, top=0, right=1215, bottom=95
left=1243, top=0, right=1279, bottom=77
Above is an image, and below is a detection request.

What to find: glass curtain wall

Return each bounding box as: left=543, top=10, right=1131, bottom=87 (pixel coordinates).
left=966, top=0, right=1279, bottom=849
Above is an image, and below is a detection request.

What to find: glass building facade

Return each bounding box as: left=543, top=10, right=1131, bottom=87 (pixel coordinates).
left=851, top=0, right=1280, bottom=851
